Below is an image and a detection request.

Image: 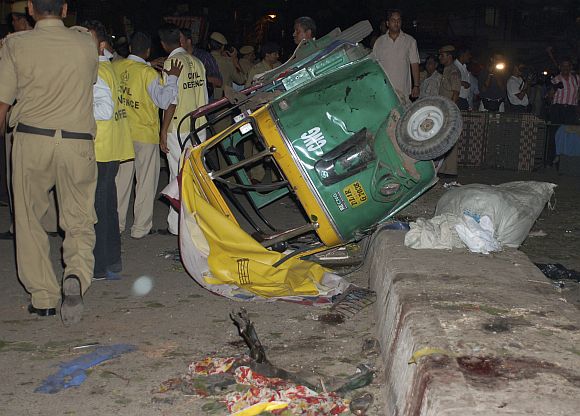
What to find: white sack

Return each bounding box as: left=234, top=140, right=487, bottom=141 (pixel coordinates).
left=435, top=181, right=556, bottom=248
left=404, top=213, right=465, bottom=249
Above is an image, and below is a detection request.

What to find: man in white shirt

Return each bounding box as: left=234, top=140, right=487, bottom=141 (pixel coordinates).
left=373, top=9, right=420, bottom=99
left=453, top=46, right=472, bottom=110
left=507, top=63, right=529, bottom=113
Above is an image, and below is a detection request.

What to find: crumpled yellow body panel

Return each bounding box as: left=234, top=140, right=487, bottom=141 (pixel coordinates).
left=180, top=155, right=336, bottom=299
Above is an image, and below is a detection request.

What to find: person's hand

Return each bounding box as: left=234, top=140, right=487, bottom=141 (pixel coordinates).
left=461, top=80, right=471, bottom=89
left=149, top=56, right=166, bottom=72
left=164, top=59, right=183, bottom=78
left=411, top=85, right=420, bottom=98
left=159, top=130, right=169, bottom=154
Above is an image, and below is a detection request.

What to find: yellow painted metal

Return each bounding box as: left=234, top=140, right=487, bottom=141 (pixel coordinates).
left=253, top=108, right=343, bottom=247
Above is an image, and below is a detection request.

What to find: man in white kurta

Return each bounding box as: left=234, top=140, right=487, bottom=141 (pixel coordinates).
left=373, top=10, right=420, bottom=99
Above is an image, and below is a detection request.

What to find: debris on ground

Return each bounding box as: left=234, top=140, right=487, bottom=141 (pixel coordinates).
left=326, top=286, right=377, bottom=320
left=35, top=344, right=136, bottom=394
left=154, top=310, right=378, bottom=414
left=535, top=263, right=580, bottom=283
left=159, top=248, right=181, bottom=262
left=349, top=391, right=374, bottom=415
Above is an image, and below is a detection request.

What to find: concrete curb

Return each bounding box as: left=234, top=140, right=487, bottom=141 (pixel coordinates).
left=368, top=230, right=580, bottom=415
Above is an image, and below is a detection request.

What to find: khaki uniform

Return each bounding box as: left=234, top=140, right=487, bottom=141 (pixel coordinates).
left=239, top=57, right=254, bottom=79
left=211, top=50, right=246, bottom=99
left=0, top=20, right=98, bottom=309
left=245, top=60, right=279, bottom=88
left=438, top=64, right=461, bottom=175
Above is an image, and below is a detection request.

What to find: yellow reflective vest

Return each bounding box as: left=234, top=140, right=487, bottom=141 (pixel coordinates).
left=94, top=60, right=134, bottom=162
left=163, top=51, right=208, bottom=134
left=112, top=58, right=161, bottom=144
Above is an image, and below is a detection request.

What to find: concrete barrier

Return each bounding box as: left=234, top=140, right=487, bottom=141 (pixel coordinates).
left=368, top=230, right=580, bottom=415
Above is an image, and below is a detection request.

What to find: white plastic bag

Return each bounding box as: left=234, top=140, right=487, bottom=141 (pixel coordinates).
left=455, top=215, right=501, bottom=254
left=435, top=181, right=556, bottom=248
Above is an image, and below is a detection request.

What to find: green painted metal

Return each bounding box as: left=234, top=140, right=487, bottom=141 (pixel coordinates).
left=269, top=57, right=436, bottom=241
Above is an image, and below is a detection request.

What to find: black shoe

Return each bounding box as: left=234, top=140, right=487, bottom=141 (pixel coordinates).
left=28, top=304, right=56, bottom=317
left=61, top=275, right=83, bottom=326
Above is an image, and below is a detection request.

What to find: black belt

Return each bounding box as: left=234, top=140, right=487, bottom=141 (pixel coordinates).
left=16, top=123, right=93, bottom=140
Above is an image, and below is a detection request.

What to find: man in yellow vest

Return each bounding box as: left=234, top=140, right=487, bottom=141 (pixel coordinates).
left=84, top=20, right=134, bottom=279
left=158, top=23, right=208, bottom=235
left=114, top=32, right=182, bottom=240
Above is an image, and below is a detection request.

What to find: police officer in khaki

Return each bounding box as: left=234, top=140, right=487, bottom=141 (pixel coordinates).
left=0, top=0, right=98, bottom=325
left=208, top=32, right=246, bottom=99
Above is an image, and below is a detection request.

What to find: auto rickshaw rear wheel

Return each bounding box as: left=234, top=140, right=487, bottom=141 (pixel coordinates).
left=395, top=96, right=462, bottom=160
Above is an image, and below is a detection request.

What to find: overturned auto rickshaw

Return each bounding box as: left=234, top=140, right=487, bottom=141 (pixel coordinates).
left=171, top=22, right=462, bottom=299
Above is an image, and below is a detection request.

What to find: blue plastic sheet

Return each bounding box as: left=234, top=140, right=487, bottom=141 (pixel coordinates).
left=35, top=344, right=136, bottom=394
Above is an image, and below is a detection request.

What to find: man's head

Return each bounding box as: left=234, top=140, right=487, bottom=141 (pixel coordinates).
left=28, top=0, right=67, bottom=20
left=386, top=9, right=402, bottom=34
left=208, top=31, right=227, bottom=52
left=158, top=23, right=181, bottom=54
left=261, top=42, right=279, bottom=65
left=130, top=32, right=151, bottom=60
left=240, top=45, right=255, bottom=61
left=11, top=1, right=34, bottom=31
left=425, top=55, right=438, bottom=75
left=457, top=46, right=472, bottom=64
left=559, top=57, right=573, bottom=76
left=179, top=28, right=193, bottom=54
left=82, top=20, right=108, bottom=55
left=293, top=16, right=316, bottom=45
left=438, top=45, right=455, bottom=66
left=512, top=62, right=525, bottom=77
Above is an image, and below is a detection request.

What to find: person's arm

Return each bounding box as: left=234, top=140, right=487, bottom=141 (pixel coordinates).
left=93, top=76, right=114, bottom=121
left=411, top=62, right=420, bottom=98
left=159, top=104, right=175, bottom=154
left=409, top=39, right=421, bottom=98
left=450, top=70, right=461, bottom=103
left=147, top=59, right=182, bottom=110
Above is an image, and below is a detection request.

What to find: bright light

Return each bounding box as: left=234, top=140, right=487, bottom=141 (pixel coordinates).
left=267, top=13, right=277, bottom=19
left=495, top=63, right=505, bottom=71
left=542, top=70, right=548, bottom=76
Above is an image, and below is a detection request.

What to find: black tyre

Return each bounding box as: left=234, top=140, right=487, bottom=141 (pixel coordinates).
left=395, top=96, right=463, bottom=160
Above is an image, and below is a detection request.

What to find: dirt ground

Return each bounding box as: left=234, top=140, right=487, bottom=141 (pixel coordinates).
left=0, top=166, right=578, bottom=415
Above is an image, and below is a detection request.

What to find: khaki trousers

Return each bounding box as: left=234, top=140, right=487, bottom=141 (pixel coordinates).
left=438, top=143, right=458, bottom=176
left=4, top=130, right=57, bottom=233
left=12, top=131, right=97, bottom=309
left=117, top=141, right=160, bottom=238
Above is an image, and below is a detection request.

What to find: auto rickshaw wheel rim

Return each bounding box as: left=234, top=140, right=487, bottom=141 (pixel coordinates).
left=406, top=105, right=444, bottom=142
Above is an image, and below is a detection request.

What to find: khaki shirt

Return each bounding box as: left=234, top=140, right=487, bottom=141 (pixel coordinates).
left=245, top=60, right=279, bottom=87
left=239, top=57, right=254, bottom=77
left=211, top=50, right=246, bottom=98
left=373, top=31, right=419, bottom=96
left=439, top=64, right=461, bottom=101
left=0, top=19, right=98, bottom=135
